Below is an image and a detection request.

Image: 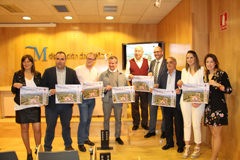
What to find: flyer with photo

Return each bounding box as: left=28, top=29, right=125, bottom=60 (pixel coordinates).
left=20, top=86, right=49, bottom=107
left=132, top=76, right=154, bottom=92
left=55, top=84, right=82, bottom=104
left=182, top=83, right=209, bottom=103
left=82, top=82, right=103, bottom=99
left=152, top=88, right=176, bottom=107
left=112, top=86, right=135, bottom=103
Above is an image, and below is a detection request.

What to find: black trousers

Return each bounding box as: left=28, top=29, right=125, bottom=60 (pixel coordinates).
left=164, top=107, right=185, bottom=147
left=131, top=92, right=149, bottom=126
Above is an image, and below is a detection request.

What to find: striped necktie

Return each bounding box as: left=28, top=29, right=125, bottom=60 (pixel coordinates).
left=154, top=61, right=160, bottom=84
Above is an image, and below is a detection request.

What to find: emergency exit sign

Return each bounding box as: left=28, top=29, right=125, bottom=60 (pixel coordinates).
left=220, top=12, right=227, bottom=32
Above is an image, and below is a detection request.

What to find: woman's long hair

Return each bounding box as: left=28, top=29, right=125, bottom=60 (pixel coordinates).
left=185, top=50, right=201, bottom=72
left=20, top=54, right=37, bottom=76
left=203, top=53, right=221, bottom=82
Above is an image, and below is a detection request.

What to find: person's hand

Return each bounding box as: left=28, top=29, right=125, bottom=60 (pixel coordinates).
left=176, top=88, right=181, bottom=94
left=105, top=85, right=113, bottom=91
left=148, top=72, right=153, bottom=76
left=177, top=80, right=183, bottom=87
left=50, top=89, right=56, bottom=95
left=13, top=83, right=23, bottom=89
left=209, top=80, right=219, bottom=87
left=192, top=103, right=201, bottom=108
left=81, top=90, right=84, bottom=94
left=150, top=88, right=153, bottom=93
left=153, top=84, right=159, bottom=88
left=128, top=74, right=134, bottom=80
left=134, top=86, right=137, bottom=91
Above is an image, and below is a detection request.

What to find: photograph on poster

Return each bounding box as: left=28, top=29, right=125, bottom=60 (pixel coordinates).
left=112, top=86, right=135, bottom=103
left=82, top=82, right=103, bottom=99
left=132, top=76, right=154, bottom=92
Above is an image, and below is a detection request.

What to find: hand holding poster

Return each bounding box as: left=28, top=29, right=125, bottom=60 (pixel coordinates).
left=152, top=88, right=176, bottom=107
left=132, top=76, right=154, bottom=92
left=82, top=82, right=103, bottom=99
left=182, top=83, right=209, bottom=103
left=55, top=84, right=82, bottom=104
left=20, top=86, right=49, bottom=107
left=112, top=86, right=135, bottom=103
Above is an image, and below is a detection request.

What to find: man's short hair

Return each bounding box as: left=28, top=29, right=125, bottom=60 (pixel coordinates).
left=56, top=51, right=66, bottom=59
left=168, top=56, right=177, bottom=64
left=86, top=52, right=98, bottom=59
left=108, top=56, right=118, bottom=63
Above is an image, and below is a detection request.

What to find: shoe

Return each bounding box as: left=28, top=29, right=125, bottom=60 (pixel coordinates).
left=141, top=125, right=149, bottom=130
left=191, top=146, right=201, bottom=159
left=84, top=140, right=95, bottom=146
left=177, top=146, right=184, bottom=153
left=160, top=132, right=166, bottom=138
left=78, top=145, right=86, bottom=152
left=144, top=132, right=156, bottom=138
left=162, top=144, right=174, bottom=150
left=34, top=145, right=39, bottom=154
left=115, top=137, right=124, bottom=145
left=182, top=145, right=190, bottom=159
left=27, top=150, right=33, bottom=160
left=132, top=125, right=138, bottom=130
left=65, top=146, right=74, bottom=151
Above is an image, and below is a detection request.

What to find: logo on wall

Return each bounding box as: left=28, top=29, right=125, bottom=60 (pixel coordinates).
left=25, top=46, right=47, bottom=61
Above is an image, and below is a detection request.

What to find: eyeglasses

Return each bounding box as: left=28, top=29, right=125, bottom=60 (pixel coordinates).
left=87, top=58, right=96, bottom=61
left=154, top=51, right=162, bottom=53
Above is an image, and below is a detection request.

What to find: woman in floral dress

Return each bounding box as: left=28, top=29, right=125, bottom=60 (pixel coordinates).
left=204, top=53, right=232, bottom=160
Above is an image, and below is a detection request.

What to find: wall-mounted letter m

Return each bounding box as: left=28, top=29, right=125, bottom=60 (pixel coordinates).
left=25, top=46, right=47, bottom=61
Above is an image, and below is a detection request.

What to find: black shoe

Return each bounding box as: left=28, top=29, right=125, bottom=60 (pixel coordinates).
left=27, top=151, right=33, bottom=160
left=144, top=132, right=156, bottom=138
left=115, top=137, right=124, bottom=145
left=160, top=132, right=166, bottom=138
left=78, top=145, right=86, bottom=152
left=177, top=146, right=184, bottom=153
left=44, top=149, right=51, bottom=152
left=65, top=146, right=74, bottom=151
left=132, top=125, right=138, bottom=130
left=141, top=125, right=149, bottom=130
left=162, top=144, right=174, bottom=150
left=84, top=140, right=95, bottom=146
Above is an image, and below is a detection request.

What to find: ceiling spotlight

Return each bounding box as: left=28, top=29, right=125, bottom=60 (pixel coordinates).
left=22, top=16, right=31, bottom=20
left=64, top=16, right=73, bottom=20
left=106, top=16, right=114, bottom=20
left=154, top=0, right=162, bottom=8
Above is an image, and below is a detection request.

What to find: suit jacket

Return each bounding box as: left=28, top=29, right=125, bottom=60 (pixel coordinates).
left=41, top=66, right=80, bottom=109
left=11, top=70, right=41, bottom=105
left=149, top=59, right=168, bottom=84
left=99, top=69, right=128, bottom=103
left=158, top=70, right=182, bottom=110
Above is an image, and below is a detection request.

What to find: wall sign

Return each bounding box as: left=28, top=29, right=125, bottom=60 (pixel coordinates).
left=220, top=12, right=227, bottom=32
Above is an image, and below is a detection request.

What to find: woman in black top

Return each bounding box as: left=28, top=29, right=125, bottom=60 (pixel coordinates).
left=11, top=55, right=41, bottom=160
left=203, top=53, right=232, bottom=160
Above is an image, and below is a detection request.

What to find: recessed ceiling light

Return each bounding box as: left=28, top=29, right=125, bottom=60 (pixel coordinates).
left=64, top=16, right=73, bottom=20
left=106, top=16, right=114, bottom=20
left=22, top=16, right=31, bottom=20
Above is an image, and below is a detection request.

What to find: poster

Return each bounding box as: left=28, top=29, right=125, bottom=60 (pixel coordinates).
left=112, top=86, right=135, bottom=103
left=152, top=88, right=176, bottom=107
left=132, top=76, right=154, bottom=92
left=82, top=82, right=103, bottom=99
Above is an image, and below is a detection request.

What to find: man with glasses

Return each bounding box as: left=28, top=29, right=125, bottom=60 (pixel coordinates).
left=75, top=53, right=98, bottom=152
left=144, top=46, right=168, bottom=139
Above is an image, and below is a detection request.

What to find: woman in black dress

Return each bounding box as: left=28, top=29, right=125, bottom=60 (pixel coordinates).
left=203, top=53, right=232, bottom=160
left=11, top=55, right=41, bottom=160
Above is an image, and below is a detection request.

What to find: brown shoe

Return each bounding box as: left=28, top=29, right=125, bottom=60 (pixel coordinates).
left=65, top=146, right=74, bottom=151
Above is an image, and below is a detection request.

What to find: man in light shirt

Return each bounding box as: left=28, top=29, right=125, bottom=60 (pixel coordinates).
left=125, top=46, right=149, bottom=130
left=75, top=52, right=98, bottom=152
left=144, top=46, right=168, bottom=139
left=99, top=56, right=128, bottom=145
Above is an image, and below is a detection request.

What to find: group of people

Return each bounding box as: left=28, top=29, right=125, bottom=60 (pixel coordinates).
left=11, top=46, right=232, bottom=160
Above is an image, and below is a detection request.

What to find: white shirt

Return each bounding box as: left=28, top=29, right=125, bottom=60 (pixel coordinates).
left=14, top=77, right=37, bottom=111
left=125, top=57, right=150, bottom=81
left=75, top=65, right=98, bottom=83
left=166, top=70, right=176, bottom=90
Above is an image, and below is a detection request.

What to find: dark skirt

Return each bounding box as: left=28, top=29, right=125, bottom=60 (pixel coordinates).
left=16, top=107, right=41, bottom=124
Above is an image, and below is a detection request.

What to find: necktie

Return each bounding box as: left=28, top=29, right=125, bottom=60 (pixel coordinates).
left=154, top=61, right=160, bottom=84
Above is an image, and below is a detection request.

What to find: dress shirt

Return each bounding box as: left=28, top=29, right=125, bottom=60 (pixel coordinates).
left=75, top=65, right=98, bottom=83
left=166, top=69, right=176, bottom=90
left=56, top=67, right=66, bottom=84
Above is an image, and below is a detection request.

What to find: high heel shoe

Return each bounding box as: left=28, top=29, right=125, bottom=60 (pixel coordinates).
left=27, top=150, right=33, bottom=160
left=35, top=145, right=39, bottom=154
left=191, top=146, right=201, bottom=159
left=182, top=145, right=190, bottom=159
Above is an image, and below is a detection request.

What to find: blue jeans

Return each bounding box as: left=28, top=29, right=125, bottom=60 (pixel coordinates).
left=77, top=98, right=95, bottom=145
left=44, top=104, right=73, bottom=151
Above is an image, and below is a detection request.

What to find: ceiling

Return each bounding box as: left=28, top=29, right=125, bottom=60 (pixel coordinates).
left=0, top=0, right=181, bottom=24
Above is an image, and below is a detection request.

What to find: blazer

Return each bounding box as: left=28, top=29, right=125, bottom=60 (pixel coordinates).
left=149, top=59, right=168, bottom=84
left=99, top=69, right=128, bottom=103
left=41, top=66, right=80, bottom=109
left=11, top=70, right=41, bottom=105
left=158, top=70, right=182, bottom=110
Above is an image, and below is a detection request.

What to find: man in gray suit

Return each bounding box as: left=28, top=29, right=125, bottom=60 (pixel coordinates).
left=144, top=46, right=168, bottom=138
left=99, top=56, right=128, bottom=145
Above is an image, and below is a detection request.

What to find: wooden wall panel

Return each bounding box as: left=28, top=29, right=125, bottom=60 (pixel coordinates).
left=0, top=24, right=157, bottom=86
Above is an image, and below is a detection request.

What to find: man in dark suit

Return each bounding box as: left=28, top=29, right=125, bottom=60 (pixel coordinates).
left=159, top=57, right=185, bottom=153
left=144, top=46, right=168, bottom=138
left=42, top=51, right=79, bottom=151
